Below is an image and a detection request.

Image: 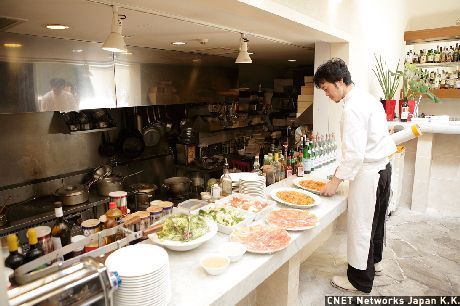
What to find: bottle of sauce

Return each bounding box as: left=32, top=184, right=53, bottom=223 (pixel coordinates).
left=401, top=100, right=409, bottom=122
left=105, top=201, right=123, bottom=244
left=5, top=234, right=25, bottom=270
left=25, top=228, right=44, bottom=263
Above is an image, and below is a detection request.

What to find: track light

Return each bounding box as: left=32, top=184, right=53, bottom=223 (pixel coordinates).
left=102, top=6, right=127, bottom=53
left=235, top=33, right=252, bottom=64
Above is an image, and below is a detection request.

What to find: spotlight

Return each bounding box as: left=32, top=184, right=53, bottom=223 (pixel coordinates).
left=102, top=6, right=127, bottom=53
left=235, top=33, right=252, bottom=64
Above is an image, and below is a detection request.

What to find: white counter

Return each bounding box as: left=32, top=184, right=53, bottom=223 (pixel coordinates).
left=145, top=163, right=348, bottom=306
left=388, top=120, right=460, bottom=134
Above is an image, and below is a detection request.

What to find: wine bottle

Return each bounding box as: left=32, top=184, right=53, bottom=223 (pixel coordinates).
left=51, top=201, right=71, bottom=260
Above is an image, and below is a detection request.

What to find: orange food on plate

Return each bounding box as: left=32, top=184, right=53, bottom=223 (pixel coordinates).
left=298, top=180, right=325, bottom=191
left=276, top=191, right=315, bottom=206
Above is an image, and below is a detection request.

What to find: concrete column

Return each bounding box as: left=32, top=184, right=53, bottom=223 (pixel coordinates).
left=411, top=133, right=433, bottom=211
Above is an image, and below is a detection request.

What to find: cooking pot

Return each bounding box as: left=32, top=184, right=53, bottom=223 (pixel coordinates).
left=162, top=177, right=191, bottom=196
left=130, top=183, right=157, bottom=211
left=95, top=170, right=144, bottom=196
left=55, top=184, right=89, bottom=205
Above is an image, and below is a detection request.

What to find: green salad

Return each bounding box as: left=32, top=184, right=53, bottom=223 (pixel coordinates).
left=198, top=207, right=245, bottom=227
left=157, top=214, right=209, bottom=242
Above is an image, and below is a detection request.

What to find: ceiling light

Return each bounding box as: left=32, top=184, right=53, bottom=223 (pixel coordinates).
left=192, top=58, right=201, bottom=62
left=102, top=6, right=127, bottom=53
left=288, top=59, right=297, bottom=62
left=248, top=52, right=254, bottom=55
left=235, top=33, right=252, bottom=64
left=4, top=43, right=22, bottom=48
left=72, top=49, right=83, bottom=53
left=171, top=41, right=186, bottom=45
left=45, top=24, right=69, bottom=30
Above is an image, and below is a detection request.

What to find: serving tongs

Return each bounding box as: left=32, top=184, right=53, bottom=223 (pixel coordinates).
left=186, top=211, right=191, bottom=242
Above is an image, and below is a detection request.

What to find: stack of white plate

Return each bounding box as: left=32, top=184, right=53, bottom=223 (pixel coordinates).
left=105, top=244, right=171, bottom=306
left=239, top=175, right=266, bottom=198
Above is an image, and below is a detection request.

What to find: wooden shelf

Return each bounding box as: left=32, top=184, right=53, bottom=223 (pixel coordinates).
left=414, top=62, right=460, bottom=68
left=404, top=26, right=460, bottom=44
left=429, top=89, right=460, bottom=99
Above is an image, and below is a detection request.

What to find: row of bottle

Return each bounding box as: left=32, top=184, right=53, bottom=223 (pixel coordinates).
left=405, top=43, right=460, bottom=64
left=4, top=201, right=123, bottom=271
left=419, top=68, right=460, bottom=90
left=255, top=133, right=338, bottom=185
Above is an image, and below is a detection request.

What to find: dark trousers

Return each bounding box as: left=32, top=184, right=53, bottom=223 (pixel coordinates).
left=347, top=162, right=392, bottom=293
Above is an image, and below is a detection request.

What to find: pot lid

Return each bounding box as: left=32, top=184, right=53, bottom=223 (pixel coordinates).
left=55, top=184, right=87, bottom=197
left=131, top=183, right=157, bottom=193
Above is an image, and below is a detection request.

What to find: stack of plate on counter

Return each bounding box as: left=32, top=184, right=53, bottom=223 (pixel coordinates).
left=105, top=244, right=171, bottom=306
left=238, top=175, right=266, bottom=198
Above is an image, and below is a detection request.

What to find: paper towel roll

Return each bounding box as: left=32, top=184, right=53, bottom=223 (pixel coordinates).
left=391, top=124, right=422, bottom=145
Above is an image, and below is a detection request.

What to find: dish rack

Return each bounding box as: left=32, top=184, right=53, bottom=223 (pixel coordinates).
left=14, top=224, right=142, bottom=285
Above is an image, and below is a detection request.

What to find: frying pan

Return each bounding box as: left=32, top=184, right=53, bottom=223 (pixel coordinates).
left=117, top=108, right=145, bottom=158
left=142, top=106, right=161, bottom=147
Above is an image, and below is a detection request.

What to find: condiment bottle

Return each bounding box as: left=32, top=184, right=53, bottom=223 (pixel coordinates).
left=105, top=201, right=123, bottom=244
left=5, top=234, right=25, bottom=270
left=25, top=228, right=44, bottom=264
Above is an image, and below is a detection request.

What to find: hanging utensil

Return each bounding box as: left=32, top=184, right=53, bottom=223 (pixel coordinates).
left=142, top=106, right=160, bottom=147
left=163, top=105, right=173, bottom=134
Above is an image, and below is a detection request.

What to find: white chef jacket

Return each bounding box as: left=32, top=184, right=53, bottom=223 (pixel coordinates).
left=335, top=87, right=396, bottom=181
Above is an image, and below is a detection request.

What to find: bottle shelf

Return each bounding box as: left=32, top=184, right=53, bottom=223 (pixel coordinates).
left=404, top=26, right=460, bottom=44
left=429, top=88, right=460, bottom=99
left=413, top=62, right=460, bottom=68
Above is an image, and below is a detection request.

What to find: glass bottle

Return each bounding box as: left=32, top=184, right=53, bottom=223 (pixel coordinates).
left=453, top=43, right=459, bottom=62
left=285, top=155, right=293, bottom=177
left=412, top=50, right=419, bottom=64
left=401, top=100, right=409, bottom=122
left=252, top=155, right=261, bottom=174
left=51, top=201, right=71, bottom=260
left=5, top=234, right=25, bottom=270
left=426, top=49, right=433, bottom=63
left=25, top=228, right=44, bottom=263
left=440, top=47, right=446, bottom=63
left=296, top=153, right=304, bottom=177
left=447, top=47, right=453, bottom=62
left=420, top=49, right=427, bottom=64
left=221, top=158, right=232, bottom=197
left=273, top=152, right=281, bottom=182
left=105, top=201, right=123, bottom=243
left=303, top=138, right=311, bottom=174
left=434, top=46, right=441, bottom=63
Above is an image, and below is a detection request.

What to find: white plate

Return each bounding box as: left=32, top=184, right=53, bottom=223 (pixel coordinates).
left=105, top=244, right=168, bottom=277
left=292, top=177, right=328, bottom=195
left=216, top=194, right=276, bottom=221
left=229, top=172, right=258, bottom=182
left=194, top=204, right=255, bottom=235
left=269, top=187, right=320, bottom=209
left=265, top=208, right=320, bottom=231
left=148, top=219, right=218, bottom=251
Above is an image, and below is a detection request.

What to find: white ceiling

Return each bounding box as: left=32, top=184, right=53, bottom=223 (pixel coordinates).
left=0, top=0, right=339, bottom=66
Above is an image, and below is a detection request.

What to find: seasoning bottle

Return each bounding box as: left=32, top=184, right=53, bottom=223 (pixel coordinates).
left=5, top=234, right=25, bottom=270
left=51, top=201, right=71, bottom=260
left=220, top=158, right=232, bottom=197
left=25, top=228, right=44, bottom=263
left=105, top=202, right=123, bottom=244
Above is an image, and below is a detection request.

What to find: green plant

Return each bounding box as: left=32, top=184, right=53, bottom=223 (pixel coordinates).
left=394, top=63, right=441, bottom=103
left=372, top=54, right=401, bottom=100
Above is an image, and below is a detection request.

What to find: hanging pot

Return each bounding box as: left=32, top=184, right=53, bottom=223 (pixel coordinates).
left=162, top=177, right=191, bottom=196
left=95, top=170, right=144, bottom=196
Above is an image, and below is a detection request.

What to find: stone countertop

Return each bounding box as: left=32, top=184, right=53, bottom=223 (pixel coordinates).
left=388, top=120, right=460, bottom=135
left=144, top=163, right=348, bottom=306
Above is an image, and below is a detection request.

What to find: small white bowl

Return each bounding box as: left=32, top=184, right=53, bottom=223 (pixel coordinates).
left=219, top=242, right=247, bottom=262
left=200, top=254, right=230, bottom=276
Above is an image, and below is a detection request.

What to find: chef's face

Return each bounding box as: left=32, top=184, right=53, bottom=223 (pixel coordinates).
left=319, top=80, right=345, bottom=103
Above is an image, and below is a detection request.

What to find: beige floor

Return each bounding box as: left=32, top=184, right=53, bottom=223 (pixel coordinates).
left=298, top=207, right=460, bottom=305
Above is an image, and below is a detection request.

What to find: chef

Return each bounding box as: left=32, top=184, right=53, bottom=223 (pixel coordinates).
left=313, top=58, right=396, bottom=293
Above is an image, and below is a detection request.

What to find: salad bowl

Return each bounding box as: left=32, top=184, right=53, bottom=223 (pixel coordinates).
left=148, top=218, right=218, bottom=251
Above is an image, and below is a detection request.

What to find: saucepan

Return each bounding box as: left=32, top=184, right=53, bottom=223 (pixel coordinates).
left=95, top=170, right=144, bottom=196
left=162, top=177, right=191, bottom=196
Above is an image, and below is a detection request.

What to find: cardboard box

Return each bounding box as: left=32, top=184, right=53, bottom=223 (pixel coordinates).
left=297, top=94, right=313, bottom=102
left=301, top=86, right=313, bottom=95
left=304, top=76, right=314, bottom=83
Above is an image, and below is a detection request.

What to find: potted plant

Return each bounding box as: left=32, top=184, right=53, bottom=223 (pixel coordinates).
left=372, top=54, right=401, bottom=121
left=394, top=63, right=440, bottom=120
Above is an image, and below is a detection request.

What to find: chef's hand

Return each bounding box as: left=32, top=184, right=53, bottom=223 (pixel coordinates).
left=320, top=176, right=342, bottom=197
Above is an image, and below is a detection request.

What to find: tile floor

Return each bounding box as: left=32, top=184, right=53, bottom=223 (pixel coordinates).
left=298, top=207, right=460, bottom=305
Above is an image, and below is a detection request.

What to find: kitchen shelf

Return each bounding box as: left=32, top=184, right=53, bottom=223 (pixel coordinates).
left=69, top=126, right=117, bottom=135
left=414, top=62, right=460, bottom=68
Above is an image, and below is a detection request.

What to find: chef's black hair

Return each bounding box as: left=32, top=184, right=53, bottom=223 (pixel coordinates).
left=313, top=58, right=353, bottom=88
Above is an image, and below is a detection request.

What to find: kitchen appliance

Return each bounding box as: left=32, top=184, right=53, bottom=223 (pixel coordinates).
left=8, top=257, right=121, bottom=306
left=176, top=143, right=196, bottom=165
left=130, top=183, right=158, bottom=211
left=55, top=184, right=89, bottom=205
left=162, top=177, right=191, bottom=198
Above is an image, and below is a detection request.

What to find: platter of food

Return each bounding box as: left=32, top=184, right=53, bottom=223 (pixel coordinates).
left=292, top=177, right=328, bottom=195
left=195, top=204, right=254, bottom=234
left=266, top=208, right=319, bottom=231
left=216, top=194, right=276, bottom=221
left=148, top=214, right=217, bottom=251
left=229, top=224, right=291, bottom=254
left=269, top=187, right=320, bottom=208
